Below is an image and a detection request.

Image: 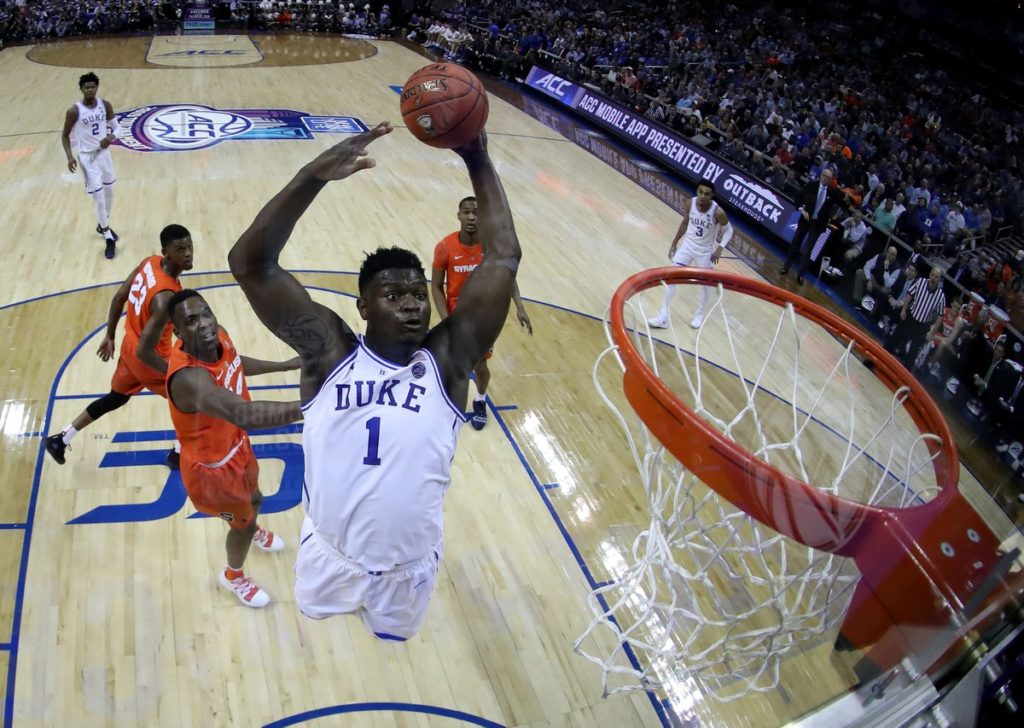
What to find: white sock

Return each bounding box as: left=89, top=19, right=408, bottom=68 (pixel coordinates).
left=174, top=440, right=181, bottom=453
left=102, top=183, right=114, bottom=220
left=697, top=284, right=709, bottom=315
left=62, top=425, right=78, bottom=444
left=91, top=191, right=109, bottom=231
left=474, top=392, right=486, bottom=403
left=659, top=285, right=678, bottom=319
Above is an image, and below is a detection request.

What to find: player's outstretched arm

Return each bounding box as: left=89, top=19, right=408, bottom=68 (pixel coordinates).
left=169, top=368, right=302, bottom=430
left=433, top=134, right=521, bottom=369
left=240, top=355, right=302, bottom=376
left=228, top=122, right=393, bottom=360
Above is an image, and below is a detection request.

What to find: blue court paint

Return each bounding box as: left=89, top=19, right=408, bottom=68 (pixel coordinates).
left=111, top=422, right=302, bottom=444
left=5, top=319, right=104, bottom=727
left=389, top=84, right=403, bottom=94
left=492, top=404, right=518, bottom=412
left=68, top=450, right=188, bottom=525
left=264, top=703, right=504, bottom=728
left=487, top=403, right=672, bottom=727
left=542, top=483, right=559, bottom=490
left=0, top=525, right=26, bottom=531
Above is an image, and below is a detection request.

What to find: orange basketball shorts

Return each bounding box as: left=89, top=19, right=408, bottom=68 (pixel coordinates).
left=181, top=439, right=260, bottom=529
left=110, top=338, right=169, bottom=397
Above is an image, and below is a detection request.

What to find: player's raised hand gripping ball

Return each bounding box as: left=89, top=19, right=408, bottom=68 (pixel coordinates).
left=400, top=63, right=489, bottom=149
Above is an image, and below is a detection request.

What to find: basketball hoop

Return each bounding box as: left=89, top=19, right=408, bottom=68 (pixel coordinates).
left=575, top=267, right=1020, bottom=701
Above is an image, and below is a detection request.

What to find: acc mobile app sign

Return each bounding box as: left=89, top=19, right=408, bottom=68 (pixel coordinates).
left=526, top=66, right=799, bottom=242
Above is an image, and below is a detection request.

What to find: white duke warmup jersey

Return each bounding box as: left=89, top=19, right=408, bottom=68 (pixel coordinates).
left=75, top=98, right=110, bottom=154
left=673, top=200, right=720, bottom=261
left=301, top=336, right=466, bottom=572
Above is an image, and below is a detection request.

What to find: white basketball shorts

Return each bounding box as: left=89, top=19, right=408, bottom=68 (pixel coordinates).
left=79, top=148, right=116, bottom=194
left=294, top=515, right=443, bottom=641
left=671, top=241, right=713, bottom=268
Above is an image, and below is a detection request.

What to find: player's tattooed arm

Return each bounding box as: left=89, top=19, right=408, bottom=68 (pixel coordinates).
left=240, top=354, right=302, bottom=376
left=170, top=368, right=301, bottom=430
left=228, top=123, right=392, bottom=363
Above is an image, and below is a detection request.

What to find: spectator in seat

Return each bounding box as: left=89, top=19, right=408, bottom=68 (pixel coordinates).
left=841, top=209, right=869, bottom=272
left=852, top=245, right=901, bottom=309
left=872, top=197, right=899, bottom=236
left=942, top=201, right=968, bottom=256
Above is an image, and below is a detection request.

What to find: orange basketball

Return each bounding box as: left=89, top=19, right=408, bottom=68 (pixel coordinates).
left=400, top=63, right=489, bottom=149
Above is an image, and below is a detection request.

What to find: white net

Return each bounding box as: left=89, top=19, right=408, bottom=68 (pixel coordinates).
left=574, top=275, right=946, bottom=702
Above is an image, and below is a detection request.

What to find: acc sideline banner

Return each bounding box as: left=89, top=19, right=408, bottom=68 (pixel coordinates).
left=526, top=66, right=799, bottom=242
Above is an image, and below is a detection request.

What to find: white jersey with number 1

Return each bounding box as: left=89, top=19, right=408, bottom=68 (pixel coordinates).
left=75, top=98, right=110, bottom=154
left=300, top=335, right=467, bottom=572
left=672, top=200, right=720, bottom=262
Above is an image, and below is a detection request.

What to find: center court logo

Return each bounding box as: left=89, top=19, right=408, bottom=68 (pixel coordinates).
left=115, top=104, right=368, bottom=153
left=67, top=426, right=305, bottom=524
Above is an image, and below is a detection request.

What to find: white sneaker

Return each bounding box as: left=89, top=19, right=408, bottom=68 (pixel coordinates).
left=690, top=311, right=705, bottom=329
left=219, top=569, right=270, bottom=608
left=252, top=525, right=285, bottom=552
left=647, top=315, right=668, bottom=329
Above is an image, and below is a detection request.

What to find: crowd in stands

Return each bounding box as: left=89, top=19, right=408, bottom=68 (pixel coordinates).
left=3, top=0, right=1024, bottom=474
left=0, top=1, right=394, bottom=39
left=411, top=0, right=1024, bottom=470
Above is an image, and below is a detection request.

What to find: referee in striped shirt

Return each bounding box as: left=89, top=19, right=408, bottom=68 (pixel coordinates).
left=887, top=266, right=946, bottom=364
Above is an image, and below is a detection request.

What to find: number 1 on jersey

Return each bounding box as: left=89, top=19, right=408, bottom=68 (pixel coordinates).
left=363, top=416, right=382, bottom=465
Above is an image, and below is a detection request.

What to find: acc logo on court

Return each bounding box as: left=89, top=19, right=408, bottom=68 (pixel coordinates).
left=155, top=50, right=248, bottom=56
left=115, top=104, right=368, bottom=153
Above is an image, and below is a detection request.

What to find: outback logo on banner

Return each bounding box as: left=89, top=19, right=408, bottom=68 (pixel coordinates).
left=114, top=104, right=368, bottom=153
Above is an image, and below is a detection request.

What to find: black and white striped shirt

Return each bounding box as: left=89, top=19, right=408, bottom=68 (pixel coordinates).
left=905, top=279, right=946, bottom=324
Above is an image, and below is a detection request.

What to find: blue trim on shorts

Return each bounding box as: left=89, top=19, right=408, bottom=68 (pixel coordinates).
left=373, top=632, right=407, bottom=642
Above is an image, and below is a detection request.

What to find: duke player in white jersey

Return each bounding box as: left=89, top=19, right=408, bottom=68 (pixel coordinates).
left=229, top=123, right=522, bottom=640
left=648, top=181, right=733, bottom=329
left=61, top=72, right=121, bottom=259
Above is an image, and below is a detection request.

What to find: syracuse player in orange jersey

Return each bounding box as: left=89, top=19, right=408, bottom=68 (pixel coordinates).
left=431, top=196, right=532, bottom=429
left=140, top=289, right=302, bottom=607
left=44, top=224, right=194, bottom=468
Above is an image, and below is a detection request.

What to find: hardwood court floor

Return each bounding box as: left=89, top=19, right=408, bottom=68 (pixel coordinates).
left=0, top=34, right=1017, bottom=727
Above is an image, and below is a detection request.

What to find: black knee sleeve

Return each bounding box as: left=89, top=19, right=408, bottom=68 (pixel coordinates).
left=85, top=391, right=131, bottom=419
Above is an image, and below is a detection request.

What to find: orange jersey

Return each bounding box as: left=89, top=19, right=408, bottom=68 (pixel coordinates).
left=125, top=255, right=181, bottom=358
left=433, top=232, right=483, bottom=313
left=167, top=329, right=251, bottom=467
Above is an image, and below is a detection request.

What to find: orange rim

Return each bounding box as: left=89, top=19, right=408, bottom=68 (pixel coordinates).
left=609, top=267, right=959, bottom=555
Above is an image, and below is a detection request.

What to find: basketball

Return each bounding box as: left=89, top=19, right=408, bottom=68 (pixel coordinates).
left=400, top=63, right=489, bottom=149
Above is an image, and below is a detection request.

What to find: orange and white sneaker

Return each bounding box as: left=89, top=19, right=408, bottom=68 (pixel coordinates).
left=218, top=569, right=270, bottom=608
left=252, top=525, right=285, bottom=552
